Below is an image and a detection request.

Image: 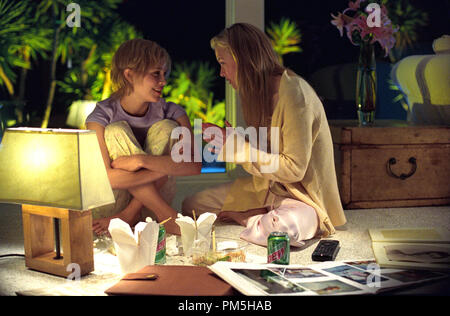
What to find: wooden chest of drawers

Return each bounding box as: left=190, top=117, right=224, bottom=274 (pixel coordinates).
left=329, top=120, right=450, bottom=209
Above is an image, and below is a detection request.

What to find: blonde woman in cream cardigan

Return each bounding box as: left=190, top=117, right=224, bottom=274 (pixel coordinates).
left=182, top=23, right=346, bottom=246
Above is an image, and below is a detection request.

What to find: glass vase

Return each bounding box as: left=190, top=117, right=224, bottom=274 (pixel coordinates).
left=356, top=41, right=377, bottom=126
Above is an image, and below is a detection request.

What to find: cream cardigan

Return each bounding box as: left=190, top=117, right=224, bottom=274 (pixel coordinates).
left=218, top=70, right=346, bottom=237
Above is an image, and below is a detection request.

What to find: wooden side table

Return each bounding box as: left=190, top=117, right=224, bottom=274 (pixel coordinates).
left=329, top=120, right=450, bottom=209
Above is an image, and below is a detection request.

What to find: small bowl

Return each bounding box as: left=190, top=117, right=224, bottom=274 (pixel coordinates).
left=191, top=237, right=249, bottom=266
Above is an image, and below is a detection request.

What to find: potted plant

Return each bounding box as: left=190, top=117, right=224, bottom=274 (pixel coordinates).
left=266, top=18, right=302, bottom=66
left=0, top=0, right=52, bottom=138
left=163, top=61, right=225, bottom=128
left=35, top=0, right=122, bottom=128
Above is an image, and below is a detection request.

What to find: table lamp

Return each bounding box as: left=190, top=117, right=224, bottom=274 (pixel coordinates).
left=0, top=128, right=115, bottom=277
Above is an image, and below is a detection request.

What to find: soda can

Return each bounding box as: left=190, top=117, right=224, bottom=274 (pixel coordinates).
left=154, top=224, right=166, bottom=264
left=267, top=232, right=290, bottom=265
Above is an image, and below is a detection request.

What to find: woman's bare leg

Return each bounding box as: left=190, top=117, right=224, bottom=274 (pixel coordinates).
left=128, top=180, right=180, bottom=235
left=92, top=176, right=170, bottom=235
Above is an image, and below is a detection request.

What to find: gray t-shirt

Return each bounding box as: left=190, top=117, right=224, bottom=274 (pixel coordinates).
left=86, top=97, right=186, bottom=146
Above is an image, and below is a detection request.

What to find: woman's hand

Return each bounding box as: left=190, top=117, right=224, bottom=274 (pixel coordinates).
left=202, top=120, right=232, bottom=154
left=111, top=155, right=145, bottom=172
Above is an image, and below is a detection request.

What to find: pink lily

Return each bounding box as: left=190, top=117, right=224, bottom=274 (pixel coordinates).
left=344, top=0, right=366, bottom=14
left=331, top=1, right=397, bottom=57
left=330, top=12, right=346, bottom=37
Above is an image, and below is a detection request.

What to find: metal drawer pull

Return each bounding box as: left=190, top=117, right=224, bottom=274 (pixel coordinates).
left=386, top=157, right=417, bottom=180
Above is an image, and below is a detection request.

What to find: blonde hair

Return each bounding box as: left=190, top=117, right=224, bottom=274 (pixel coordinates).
left=210, top=23, right=284, bottom=129
left=110, top=39, right=171, bottom=98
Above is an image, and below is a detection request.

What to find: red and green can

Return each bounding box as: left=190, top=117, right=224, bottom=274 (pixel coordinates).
left=154, top=225, right=166, bottom=264
left=267, top=232, right=290, bottom=265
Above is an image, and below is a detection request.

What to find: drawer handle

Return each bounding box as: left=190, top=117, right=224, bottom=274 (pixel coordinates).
left=386, top=157, right=417, bottom=180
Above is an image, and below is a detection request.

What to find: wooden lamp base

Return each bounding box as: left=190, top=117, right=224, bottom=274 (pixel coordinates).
left=22, top=204, right=94, bottom=277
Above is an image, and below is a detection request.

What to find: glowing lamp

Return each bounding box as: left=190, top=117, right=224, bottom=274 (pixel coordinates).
left=0, top=128, right=115, bottom=277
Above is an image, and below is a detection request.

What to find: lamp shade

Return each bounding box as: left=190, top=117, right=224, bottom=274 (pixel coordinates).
left=0, top=128, right=115, bottom=210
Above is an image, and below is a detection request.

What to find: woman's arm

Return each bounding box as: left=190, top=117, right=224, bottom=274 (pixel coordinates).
left=205, top=101, right=321, bottom=184
left=87, top=122, right=166, bottom=190
left=111, top=115, right=202, bottom=176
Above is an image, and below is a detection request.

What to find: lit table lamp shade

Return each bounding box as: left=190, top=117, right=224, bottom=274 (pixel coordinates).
left=0, top=127, right=114, bottom=209
left=0, top=128, right=115, bottom=277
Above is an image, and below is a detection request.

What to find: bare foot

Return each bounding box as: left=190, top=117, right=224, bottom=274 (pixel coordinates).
left=92, top=216, right=115, bottom=236
left=163, top=218, right=181, bottom=236
left=92, top=207, right=141, bottom=236
left=217, top=208, right=268, bottom=227
left=217, top=211, right=246, bottom=226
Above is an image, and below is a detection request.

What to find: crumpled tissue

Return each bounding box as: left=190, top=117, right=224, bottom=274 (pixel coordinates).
left=108, top=217, right=159, bottom=274
left=175, top=212, right=217, bottom=256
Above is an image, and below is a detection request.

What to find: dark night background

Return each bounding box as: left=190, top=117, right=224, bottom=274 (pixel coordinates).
left=117, top=0, right=449, bottom=76
left=18, top=0, right=450, bottom=124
